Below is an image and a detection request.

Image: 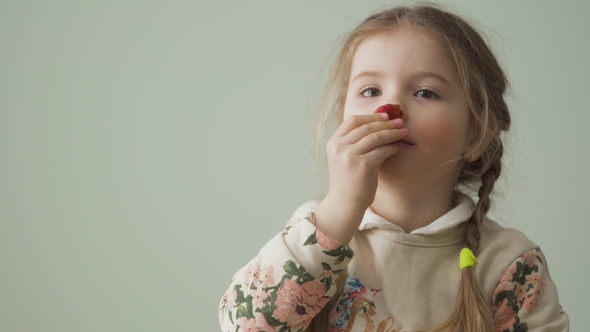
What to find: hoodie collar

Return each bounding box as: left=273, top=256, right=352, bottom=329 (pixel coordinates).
left=358, top=194, right=476, bottom=235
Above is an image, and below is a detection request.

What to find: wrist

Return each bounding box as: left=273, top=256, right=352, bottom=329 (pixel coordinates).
left=311, top=195, right=367, bottom=245
left=323, top=192, right=371, bottom=214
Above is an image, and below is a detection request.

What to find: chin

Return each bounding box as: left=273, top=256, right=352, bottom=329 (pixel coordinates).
left=378, top=157, right=411, bottom=178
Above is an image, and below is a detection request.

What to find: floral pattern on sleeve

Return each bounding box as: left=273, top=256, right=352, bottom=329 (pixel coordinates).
left=219, top=226, right=352, bottom=332
left=491, top=249, right=548, bottom=332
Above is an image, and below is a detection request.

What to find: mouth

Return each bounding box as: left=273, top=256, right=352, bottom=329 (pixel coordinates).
left=397, top=140, right=414, bottom=149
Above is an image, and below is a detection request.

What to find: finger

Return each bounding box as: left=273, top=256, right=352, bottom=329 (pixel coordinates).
left=351, top=127, right=408, bottom=155
left=333, top=113, right=389, bottom=138
left=363, top=142, right=401, bottom=164
left=345, top=118, right=404, bottom=145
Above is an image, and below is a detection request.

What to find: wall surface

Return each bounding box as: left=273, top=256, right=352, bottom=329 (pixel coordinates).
left=1, top=0, right=588, bottom=331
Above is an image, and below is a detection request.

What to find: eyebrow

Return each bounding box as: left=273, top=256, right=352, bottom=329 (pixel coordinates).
left=413, top=71, right=453, bottom=87
left=350, top=70, right=453, bottom=87
left=350, top=71, right=384, bottom=84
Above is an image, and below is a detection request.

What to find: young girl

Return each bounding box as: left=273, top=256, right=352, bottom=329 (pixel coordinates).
left=219, top=4, right=568, bottom=332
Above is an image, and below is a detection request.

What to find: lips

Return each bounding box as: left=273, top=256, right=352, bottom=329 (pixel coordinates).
left=397, top=140, right=414, bottom=148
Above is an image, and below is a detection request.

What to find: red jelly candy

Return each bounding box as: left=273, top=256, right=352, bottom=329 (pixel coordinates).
left=374, top=104, right=402, bottom=119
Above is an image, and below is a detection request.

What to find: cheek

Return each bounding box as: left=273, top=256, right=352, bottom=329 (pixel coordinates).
left=414, top=115, right=469, bottom=156
left=342, top=99, right=374, bottom=120
left=342, top=93, right=354, bottom=121
left=342, top=106, right=353, bottom=121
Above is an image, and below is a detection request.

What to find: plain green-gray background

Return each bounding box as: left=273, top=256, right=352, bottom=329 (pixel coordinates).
left=1, top=0, right=588, bottom=331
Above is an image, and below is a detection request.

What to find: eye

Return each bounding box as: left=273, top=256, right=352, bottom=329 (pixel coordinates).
left=360, top=87, right=382, bottom=98
left=415, top=88, right=439, bottom=99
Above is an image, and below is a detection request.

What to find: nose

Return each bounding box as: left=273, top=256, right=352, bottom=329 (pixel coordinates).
left=382, top=90, right=408, bottom=122
left=374, top=104, right=403, bottom=119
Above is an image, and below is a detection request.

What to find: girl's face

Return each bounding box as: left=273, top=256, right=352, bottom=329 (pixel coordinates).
left=343, top=27, right=474, bottom=185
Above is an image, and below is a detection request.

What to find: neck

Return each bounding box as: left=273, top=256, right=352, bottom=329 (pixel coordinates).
left=371, top=176, right=457, bottom=233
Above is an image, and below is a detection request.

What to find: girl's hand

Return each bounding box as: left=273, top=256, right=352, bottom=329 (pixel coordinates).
left=312, top=112, right=407, bottom=244
left=326, top=112, right=407, bottom=209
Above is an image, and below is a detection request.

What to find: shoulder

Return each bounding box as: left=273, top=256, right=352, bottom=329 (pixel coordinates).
left=479, top=219, right=569, bottom=330
left=479, top=217, right=540, bottom=260
left=476, top=218, right=541, bottom=290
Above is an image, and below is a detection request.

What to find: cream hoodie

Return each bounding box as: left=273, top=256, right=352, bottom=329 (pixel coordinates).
left=219, top=196, right=568, bottom=331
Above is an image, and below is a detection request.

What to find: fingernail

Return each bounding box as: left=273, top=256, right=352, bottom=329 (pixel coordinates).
left=392, top=118, right=403, bottom=127
left=378, top=113, right=388, bottom=120
left=399, top=128, right=408, bottom=135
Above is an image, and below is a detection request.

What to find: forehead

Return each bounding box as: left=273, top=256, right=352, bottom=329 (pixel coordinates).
left=349, top=27, right=459, bottom=83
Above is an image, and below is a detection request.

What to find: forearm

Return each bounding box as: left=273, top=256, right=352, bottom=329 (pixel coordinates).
left=218, top=206, right=354, bottom=331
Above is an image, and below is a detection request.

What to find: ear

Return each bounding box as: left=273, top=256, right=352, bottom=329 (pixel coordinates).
left=464, top=120, right=496, bottom=163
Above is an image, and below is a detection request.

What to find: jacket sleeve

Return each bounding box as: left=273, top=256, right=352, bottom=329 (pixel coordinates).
left=218, top=201, right=353, bottom=332
left=491, top=249, right=569, bottom=332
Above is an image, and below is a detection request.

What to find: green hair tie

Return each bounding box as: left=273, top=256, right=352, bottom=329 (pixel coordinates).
left=459, top=248, right=477, bottom=270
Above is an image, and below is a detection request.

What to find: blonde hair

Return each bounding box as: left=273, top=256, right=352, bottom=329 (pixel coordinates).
left=309, top=3, right=511, bottom=332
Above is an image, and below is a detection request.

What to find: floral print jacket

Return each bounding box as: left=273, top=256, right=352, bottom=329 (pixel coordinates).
left=219, top=202, right=568, bottom=332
